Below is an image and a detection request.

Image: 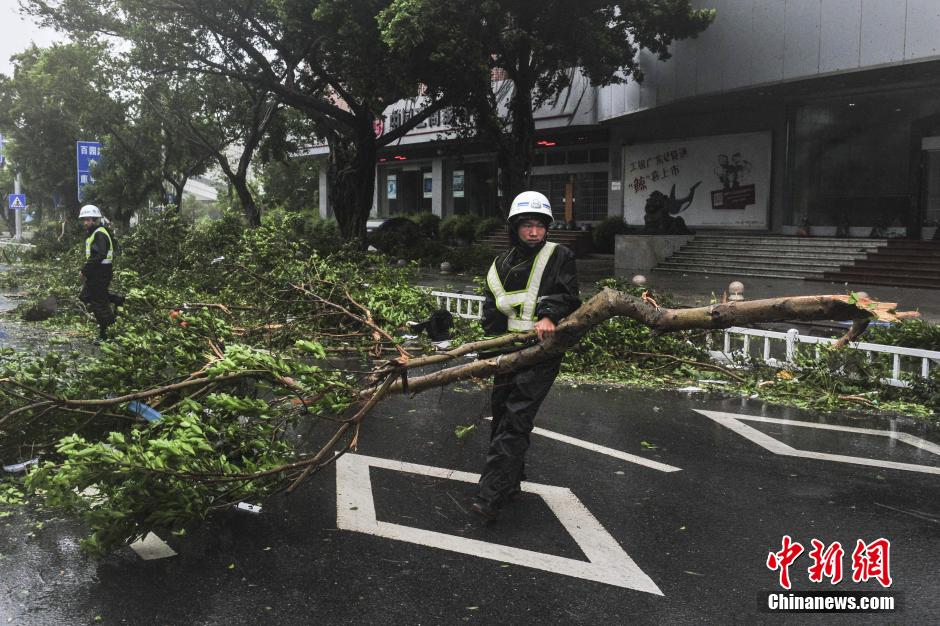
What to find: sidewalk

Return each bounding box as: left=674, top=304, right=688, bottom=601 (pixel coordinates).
left=416, top=255, right=940, bottom=323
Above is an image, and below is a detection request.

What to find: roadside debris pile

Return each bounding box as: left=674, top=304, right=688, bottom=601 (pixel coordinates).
left=0, top=211, right=931, bottom=555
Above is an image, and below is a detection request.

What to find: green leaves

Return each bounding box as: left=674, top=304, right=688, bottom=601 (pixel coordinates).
left=454, top=424, right=477, bottom=439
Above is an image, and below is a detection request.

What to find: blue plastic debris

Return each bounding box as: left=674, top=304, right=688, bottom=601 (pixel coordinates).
left=127, top=400, right=162, bottom=422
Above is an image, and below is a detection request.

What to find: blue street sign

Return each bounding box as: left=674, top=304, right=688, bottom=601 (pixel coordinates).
left=8, top=194, right=26, bottom=210
left=76, top=140, right=102, bottom=201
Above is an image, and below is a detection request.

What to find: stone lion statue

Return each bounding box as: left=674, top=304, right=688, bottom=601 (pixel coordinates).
left=640, top=182, right=700, bottom=235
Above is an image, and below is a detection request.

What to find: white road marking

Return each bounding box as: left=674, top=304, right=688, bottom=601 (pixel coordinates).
left=695, top=410, right=940, bottom=476
left=483, top=417, right=681, bottom=473
left=335, top=454, right=663, bottom=594
left=129, top=532, right=177, bottom=560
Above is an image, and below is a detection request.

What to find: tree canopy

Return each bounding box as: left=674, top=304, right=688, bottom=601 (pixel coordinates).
left=26, top=0, right=450, bottom=241
left=381, top=0, right=715, bottom=211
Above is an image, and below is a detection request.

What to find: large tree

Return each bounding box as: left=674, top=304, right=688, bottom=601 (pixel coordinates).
left=0, top=42, right=123, bottom=219
left=138, top=73, right=276, bottom=226
left=381, top=0, right=715, bottom=213
left=26, top=0, right=449, bottom=243
left=256, top=108, right=321, bottom=214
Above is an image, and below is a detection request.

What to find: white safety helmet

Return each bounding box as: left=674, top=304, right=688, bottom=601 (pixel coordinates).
left=78, top=204, right=102, bottom=219
left=507, top=191, right=553, bottom=224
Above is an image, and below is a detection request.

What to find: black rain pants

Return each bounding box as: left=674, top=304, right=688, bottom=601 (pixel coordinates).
left=79, top=265, right=115, bottom=339
left=477, top=356, right=563, bottom=507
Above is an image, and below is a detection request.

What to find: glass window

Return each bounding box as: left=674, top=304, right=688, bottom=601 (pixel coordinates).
left=567, top=149, right=589, bottom=164
left=590, top=147, right=610, bottom=163
left=530, top=172, right=608, bottom=221
left=787, top=87, right=940, bottom=227
left=546, top=150, right=566, bottom=166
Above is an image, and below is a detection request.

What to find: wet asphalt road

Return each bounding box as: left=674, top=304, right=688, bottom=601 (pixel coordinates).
left=1, top=383, right=938, bottom=625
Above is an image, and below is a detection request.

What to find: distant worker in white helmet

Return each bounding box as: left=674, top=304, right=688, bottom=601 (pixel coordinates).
left=472, top=190, right=580, bottom=522
left=78, top=204, right=122, bottom=343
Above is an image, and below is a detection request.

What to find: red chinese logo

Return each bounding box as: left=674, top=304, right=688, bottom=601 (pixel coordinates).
left=807, top=539, right=844, bottom=584
left=767, top=536, right=893, bottom=589
left=766, top=535, right=804, bottom=590
left=851, top=538, right=893, bottom=588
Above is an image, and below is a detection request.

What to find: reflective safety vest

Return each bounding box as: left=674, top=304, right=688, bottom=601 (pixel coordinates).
left=486, top=242, right=558, bottom=332
left=85, top=226, right=113, bottom=264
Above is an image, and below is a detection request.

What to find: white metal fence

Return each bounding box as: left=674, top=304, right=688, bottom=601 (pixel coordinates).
left=430, top=290, right=485, bottom=320
left=427, top=289, right=940, bottom=388
left=0, top=240, right=34, bottom=249
left=713, top=326, right=940, bottom=388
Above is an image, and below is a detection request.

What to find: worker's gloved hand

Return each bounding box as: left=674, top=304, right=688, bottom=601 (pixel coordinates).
left=534, top=317, right=555, bottom=341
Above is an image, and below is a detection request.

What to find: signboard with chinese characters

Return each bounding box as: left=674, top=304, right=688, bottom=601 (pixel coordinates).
left=386, top=174, right=397, bottom=200
left=422, top=172, right=433, bottom=199
left=382, top=105, right=457, bottom=136
left=623, top=131, right=771, bottom=229
left=76, top=140, right=102, bottom=201
left=452, top=170, right=465, bottom=198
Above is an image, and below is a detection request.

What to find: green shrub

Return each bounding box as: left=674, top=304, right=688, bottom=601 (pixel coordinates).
left=474, top=217, right=504, bottom=241
left=410, top=213, right=441, bottom=239
left=442, top=243, right=497, bottom=272
left=865, top=319, right=940, bottom=351
left=440, top=214, right=478, bottom=244
left=28, top=219, right=85, bottom=261
left=369, top=218, right=422, bottom=256
left=592, top=216, right=630, bottom=253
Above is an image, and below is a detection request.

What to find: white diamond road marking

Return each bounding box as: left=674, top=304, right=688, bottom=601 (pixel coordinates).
left=483, top=417, right=681, bottom=473
left=335, top=453, right=663, bottom=594
left=695, top=410, right=940, bottom=476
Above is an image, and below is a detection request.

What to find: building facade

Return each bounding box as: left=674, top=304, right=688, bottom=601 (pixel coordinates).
left=318, top=0, right=940, bottom=237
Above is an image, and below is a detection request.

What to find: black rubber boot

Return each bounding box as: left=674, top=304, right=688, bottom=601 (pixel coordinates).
left=470, top=497, right=499, bottom=522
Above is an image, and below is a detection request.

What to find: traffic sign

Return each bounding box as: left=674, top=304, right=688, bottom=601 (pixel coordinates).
left=8, top=194, right=26, bottom=210
left=76, top=140, right=102, bottom=201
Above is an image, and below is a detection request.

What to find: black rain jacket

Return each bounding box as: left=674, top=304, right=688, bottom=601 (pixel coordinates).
left=481, top=239, right=580, bottom=337
left=82, top=226, right=112, bottom=276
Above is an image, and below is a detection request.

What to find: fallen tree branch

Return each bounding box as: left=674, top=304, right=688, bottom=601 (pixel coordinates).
left=362, top=288, right=916, bottom=397
left=619, top=351, right=746, bottom=383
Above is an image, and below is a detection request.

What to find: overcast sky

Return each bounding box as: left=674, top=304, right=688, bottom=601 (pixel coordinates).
left=0, top=1, right=66, bottom=76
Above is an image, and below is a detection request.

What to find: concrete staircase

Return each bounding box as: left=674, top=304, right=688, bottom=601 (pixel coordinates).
left=654, top=234, right=887, bottom=280
left=811, top=240, right=940, bottom=289
left=477, top=229, right=595, bottom=257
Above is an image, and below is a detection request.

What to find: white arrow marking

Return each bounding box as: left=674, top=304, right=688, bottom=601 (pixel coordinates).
left=695, top=410, right=940, bottom=476
left=484, top=417, right=681, bottom=472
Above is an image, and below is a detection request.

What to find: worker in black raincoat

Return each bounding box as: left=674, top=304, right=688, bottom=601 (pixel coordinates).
left=472, top=190, right=580, bottom=521
left=78, top=204, right=121, bottom=343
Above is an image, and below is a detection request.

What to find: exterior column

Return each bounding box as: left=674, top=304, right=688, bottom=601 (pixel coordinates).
left=318, top=163, right=329, bottom=219
left=608, top=131, right=624, bottom=218
left=371, top=165, right=379, bottom=217
left=431, top=157, right=444, bottom=217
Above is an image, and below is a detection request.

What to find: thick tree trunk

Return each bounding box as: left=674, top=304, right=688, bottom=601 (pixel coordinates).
left=166, top=178, right=185, bottom=212
left=231, top=174, right=260, bottom=227
left=366, top=289, right=916, bottom=397
left=327, top=121, right=376, bottom=247
left=497, top=77, right=536, bottom=214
